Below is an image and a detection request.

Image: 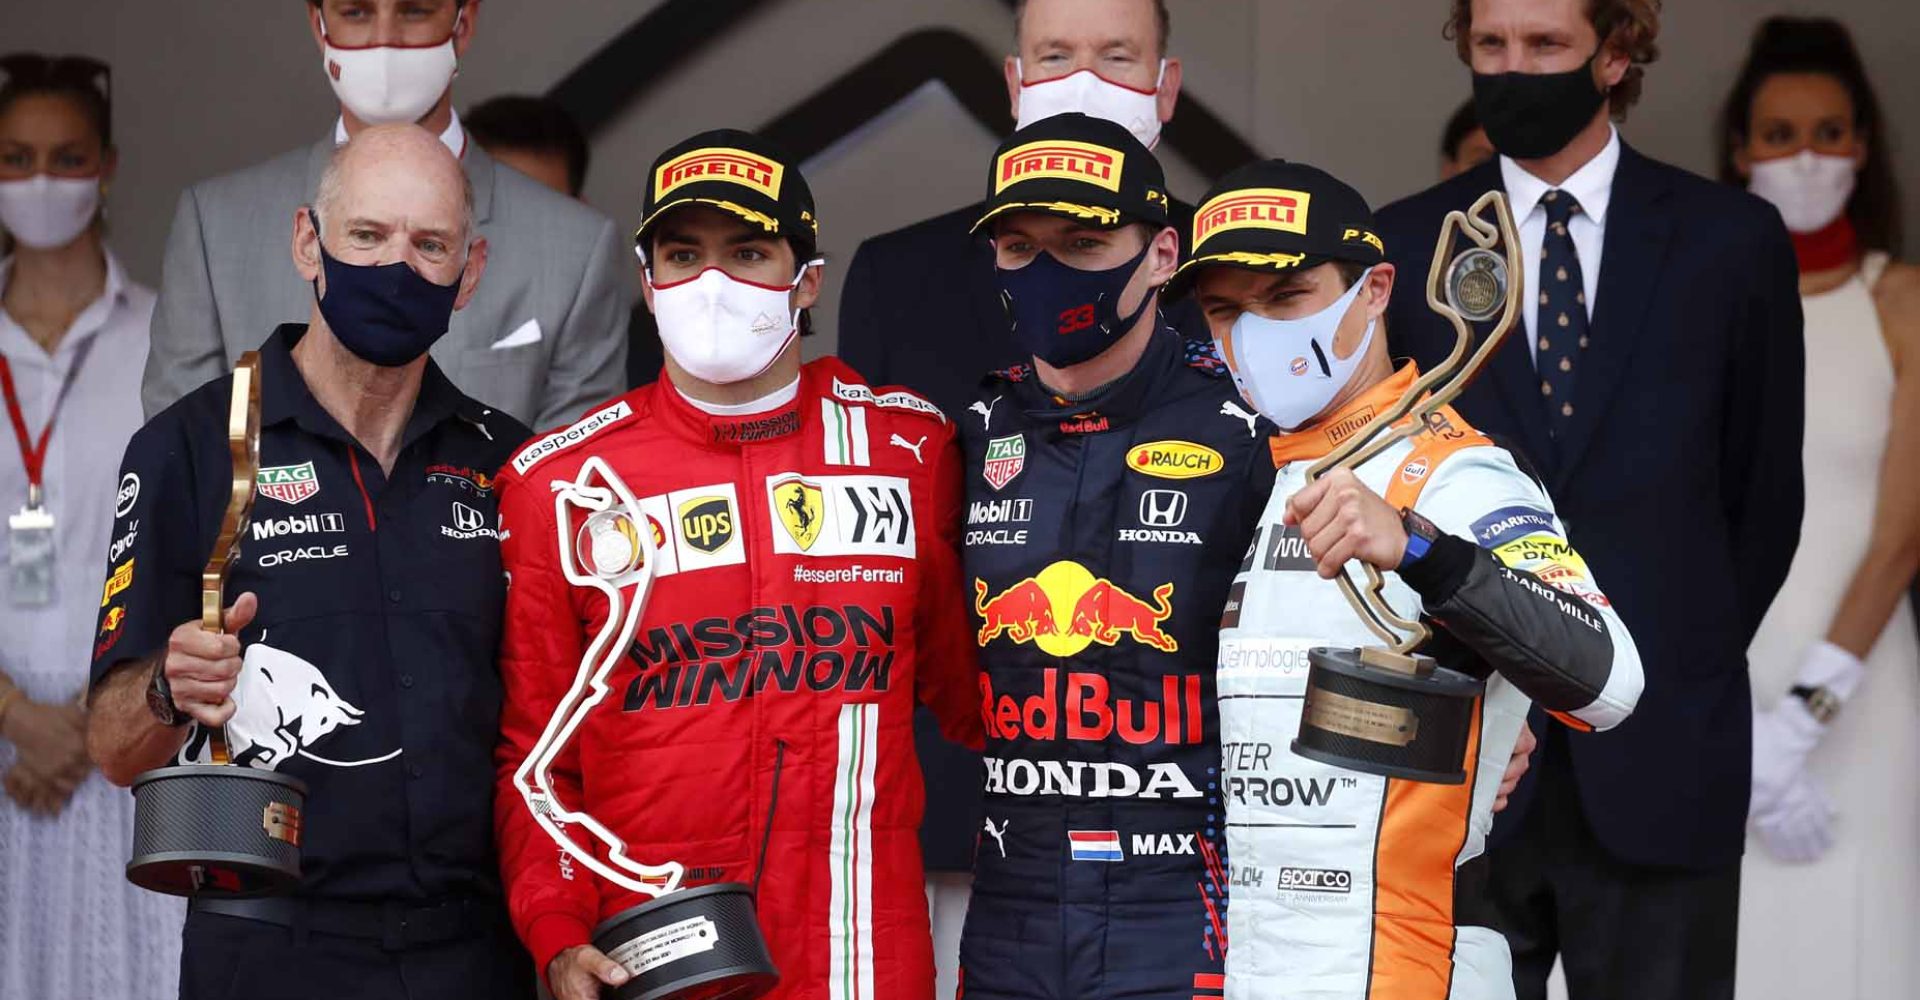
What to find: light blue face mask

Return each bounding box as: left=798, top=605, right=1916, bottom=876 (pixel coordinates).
left=1215, top=267, right=1376, bottom=432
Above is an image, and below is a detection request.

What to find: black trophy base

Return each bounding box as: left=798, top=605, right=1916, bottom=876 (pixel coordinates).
left=592, top=883, right=779, bottom=1000
left=1291, top=646, right=1485, bottom=784
left=127, top=765, right=307, bottom=897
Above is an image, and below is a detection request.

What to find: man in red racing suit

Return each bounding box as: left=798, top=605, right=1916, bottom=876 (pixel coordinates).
left=493, top=129, right=982, bottom=1000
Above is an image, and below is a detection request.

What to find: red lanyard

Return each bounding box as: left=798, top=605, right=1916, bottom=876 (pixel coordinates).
left=0, top=338, right=94, bottom=504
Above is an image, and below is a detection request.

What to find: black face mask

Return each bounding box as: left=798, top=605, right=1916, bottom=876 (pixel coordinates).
left=1471, top=49, right=1609, bottom=161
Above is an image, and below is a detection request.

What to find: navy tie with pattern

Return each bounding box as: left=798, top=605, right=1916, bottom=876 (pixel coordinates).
left=1536, top=189, right=1588, bottom=438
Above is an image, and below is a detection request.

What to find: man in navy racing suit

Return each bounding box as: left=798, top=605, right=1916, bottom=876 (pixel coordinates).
left=956, top=113, right=1275, bottom=1000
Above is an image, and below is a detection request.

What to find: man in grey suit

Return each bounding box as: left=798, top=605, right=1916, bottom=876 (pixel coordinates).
left=143, top=0, right=629, bottom=430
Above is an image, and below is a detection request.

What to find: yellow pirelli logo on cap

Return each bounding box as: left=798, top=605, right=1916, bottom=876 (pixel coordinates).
left=1193, top=188, right=1312, bottom=249
left=654, top=147, right=784, bottom=201
left=994, top=140, right=1124, bottom=194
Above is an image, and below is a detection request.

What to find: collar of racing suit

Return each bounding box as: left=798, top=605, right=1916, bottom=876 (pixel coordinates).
left=655, top=362, right=809, bottom=450
left=1266, top=362, right=1421, bottom=466
left=1016, top=316, right=1180, bottom=439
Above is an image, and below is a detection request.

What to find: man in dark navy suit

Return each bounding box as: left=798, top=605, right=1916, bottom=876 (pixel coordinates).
left=837, top=4, right=1202, bottom=994
left=1377, top=2, right=1803, bottom=998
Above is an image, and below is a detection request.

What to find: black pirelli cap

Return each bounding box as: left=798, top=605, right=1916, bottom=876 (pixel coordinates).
left=634, top=128, right=816, bottom=248
left=1167, top=159, right=1385, bottom=296
left=971, top=112, right=1170, bottom=234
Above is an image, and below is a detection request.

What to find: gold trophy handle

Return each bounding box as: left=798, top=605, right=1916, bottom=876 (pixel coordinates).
left=1307, top=191, right=1525, bottom=665
left=199, top=353, right=263, bottom=766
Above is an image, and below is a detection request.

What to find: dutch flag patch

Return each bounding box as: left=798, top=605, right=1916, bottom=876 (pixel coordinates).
left=1068, top=830, right=1124, bottom=862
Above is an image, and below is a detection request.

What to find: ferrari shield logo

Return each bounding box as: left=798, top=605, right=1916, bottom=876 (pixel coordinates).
left=772, top=477, right=824, bottom=551
left=983, top=434, right=1026, bottom=491
left=257, top=462, right=320, bottom=505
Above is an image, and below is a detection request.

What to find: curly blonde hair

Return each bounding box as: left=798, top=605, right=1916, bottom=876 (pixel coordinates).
left=1446, top=0, right=1662, bottom=119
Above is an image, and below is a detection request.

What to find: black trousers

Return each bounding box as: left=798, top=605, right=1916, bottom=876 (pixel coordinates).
left=1484, top=732, right=1742, bottom=1000
left=178, top=907, right=535, bottom=1000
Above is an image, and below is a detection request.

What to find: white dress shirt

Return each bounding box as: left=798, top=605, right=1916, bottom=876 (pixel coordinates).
left=0, top=251, right=152, bottom=701
left=1500, top=127, right=1619, bottom=364
left=333, top=108, right=466, bottom=158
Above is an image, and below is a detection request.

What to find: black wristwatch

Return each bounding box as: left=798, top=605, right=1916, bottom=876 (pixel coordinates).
left=147, top=656, right=188, bottom=727
left=1789, top=684, right=1842, bottom=725
left=1398, top=507, right=1441, bottom=571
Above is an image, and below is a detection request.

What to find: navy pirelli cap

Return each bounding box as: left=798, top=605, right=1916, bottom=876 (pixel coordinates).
left=972, top=113, right=1171, bottom=234
left=1167, top=159, right=1385, bottom=296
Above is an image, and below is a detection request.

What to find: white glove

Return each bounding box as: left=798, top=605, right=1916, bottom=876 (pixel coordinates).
left=1751, top=694, right=1824, bottom=814
left=1752, top=771, right=1836, bottom=863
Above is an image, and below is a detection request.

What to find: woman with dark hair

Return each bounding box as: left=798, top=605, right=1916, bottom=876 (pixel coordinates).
left=0, top=52, right=180, bottom=999
left=1718, top=16, right=1920, bottom=998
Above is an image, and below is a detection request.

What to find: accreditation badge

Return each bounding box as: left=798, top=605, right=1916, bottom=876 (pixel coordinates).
left=8, top=505, right=55, bottom=607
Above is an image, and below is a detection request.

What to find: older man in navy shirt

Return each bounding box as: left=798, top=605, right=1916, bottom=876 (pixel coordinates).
left=86, top=125, right=532, bottom=1000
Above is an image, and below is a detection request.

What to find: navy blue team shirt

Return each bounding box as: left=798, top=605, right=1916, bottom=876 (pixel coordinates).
left=90, top=324, right=530, bottom=902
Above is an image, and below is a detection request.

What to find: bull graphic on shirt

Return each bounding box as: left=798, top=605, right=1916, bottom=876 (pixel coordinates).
left=179, top=641, right=401, bottom=770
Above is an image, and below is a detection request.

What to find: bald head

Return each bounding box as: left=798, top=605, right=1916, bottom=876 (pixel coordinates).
left=294, top=122, right=489, bottom=336
left=315, top=124, right=474, bottom=247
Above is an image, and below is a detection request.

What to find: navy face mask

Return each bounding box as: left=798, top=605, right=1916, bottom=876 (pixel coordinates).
left=309, top=209, right=462, bottom=367
left=995, top=240, right=1155, bottom=369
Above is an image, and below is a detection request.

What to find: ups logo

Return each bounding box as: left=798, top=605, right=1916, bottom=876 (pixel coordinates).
left=677, top=496, right=736, bottom=554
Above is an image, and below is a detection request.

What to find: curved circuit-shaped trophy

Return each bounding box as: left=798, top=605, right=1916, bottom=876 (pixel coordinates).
left=513, top=457, right=777, bottom=1000
left=128, top=352, right=309, bottom=896
left=1290, top=191, right=1524, bottom=785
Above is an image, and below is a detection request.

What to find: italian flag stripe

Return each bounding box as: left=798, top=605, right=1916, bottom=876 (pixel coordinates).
left=830, top=703, right=877, bottom=1000
left=821, top=400, right=869, bottom=466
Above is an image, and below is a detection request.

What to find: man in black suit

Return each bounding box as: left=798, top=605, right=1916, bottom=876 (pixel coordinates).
left=1376, top=2, right=1803, bottom=998
left=837, top=4, right=1200, bottom=995
left=841, top=0, right=1199, bottom=417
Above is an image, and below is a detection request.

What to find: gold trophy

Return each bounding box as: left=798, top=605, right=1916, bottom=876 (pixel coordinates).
left=127, top=352, right=309, bottom=895
left=514, top=457, right=777, bottom=1000
left=1290, top=191, right=1524, bottom=784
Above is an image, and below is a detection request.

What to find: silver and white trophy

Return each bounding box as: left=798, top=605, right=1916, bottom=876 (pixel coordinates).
left=513, top=457, right=778, bottom=1000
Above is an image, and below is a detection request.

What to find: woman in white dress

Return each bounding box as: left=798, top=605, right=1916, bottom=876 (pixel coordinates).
left=1717, top=18, right=1920, bottom=1000
left=0, top=53, right=183, bottom=999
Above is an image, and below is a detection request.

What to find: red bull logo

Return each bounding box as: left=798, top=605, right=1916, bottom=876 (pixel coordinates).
left=974, top=560, right=1178, bottom=655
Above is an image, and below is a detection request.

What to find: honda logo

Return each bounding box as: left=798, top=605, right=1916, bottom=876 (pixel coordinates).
left=452, top=502, right=485, bottom=532
left=1138, top=490, right=1188, bottom=527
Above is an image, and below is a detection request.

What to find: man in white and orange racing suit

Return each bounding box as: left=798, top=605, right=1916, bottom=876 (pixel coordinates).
left=1172, top=159, right=1644, bottom=1000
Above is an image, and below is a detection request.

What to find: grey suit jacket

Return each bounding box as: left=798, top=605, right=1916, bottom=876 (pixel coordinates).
left=143, top=138, right=631, bottom=430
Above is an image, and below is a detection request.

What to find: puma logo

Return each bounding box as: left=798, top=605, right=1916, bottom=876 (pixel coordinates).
left=969, top=396, right=1002, bottom=431
left=983, top=817, right=1009, bottom=858
left=889, top=434, right=927, bottom=463
left=1220, top=400, right=1260, bottom=438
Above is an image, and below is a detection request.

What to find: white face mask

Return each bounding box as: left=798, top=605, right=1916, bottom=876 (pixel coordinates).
left=1748, top=150, right=1857, bottom=233
left=0, top=174, right=101, bottom=250
left=321, top=17, right=459, bottom=126
left=1217, top=268, right=1377, bottom=432
left=647, top=259, right=820, bottom=385
left=1014, top=60, right=1166, bottom=149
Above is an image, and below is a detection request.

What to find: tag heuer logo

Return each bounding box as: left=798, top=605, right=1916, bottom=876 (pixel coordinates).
left=771, top=477, right=824, bottom=551
left=982, top=435, right=1026, bottom=491
left=257, top=462, right=320, bottom=505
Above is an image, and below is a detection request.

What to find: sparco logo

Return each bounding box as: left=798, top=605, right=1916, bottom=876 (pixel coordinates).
left=983, top=757, right=1202, bottom=799
left=625, top=605, right=896, bottom=710
left=967, top=498, right=1033, bottom=525
left=251, top=513, right=345, bottom=541
left=1277, top=867, right=1352, bottom=894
